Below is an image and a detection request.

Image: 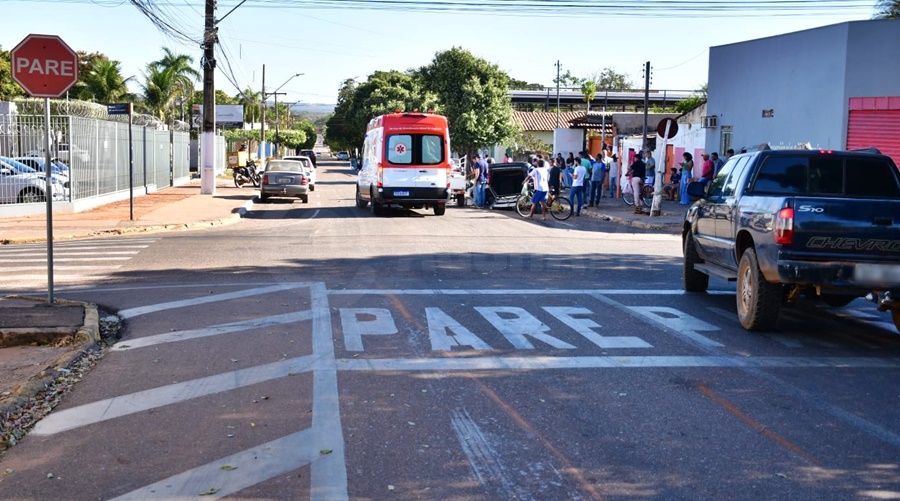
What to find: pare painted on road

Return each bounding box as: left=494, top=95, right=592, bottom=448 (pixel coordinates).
left=338, top=305, right=715, bottom=352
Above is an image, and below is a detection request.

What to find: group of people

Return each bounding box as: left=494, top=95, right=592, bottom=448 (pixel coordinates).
left=522, top=149, right=620, bottom=219
left=671, top=148, right=731, bottom=206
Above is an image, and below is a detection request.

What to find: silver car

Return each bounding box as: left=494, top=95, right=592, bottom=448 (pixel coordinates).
left=281, top=155, right=316, bottom=191
left=259, top=160, right=310, bottom=203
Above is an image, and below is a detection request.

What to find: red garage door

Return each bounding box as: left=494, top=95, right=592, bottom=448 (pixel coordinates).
left=847, top=97, right=900, bottom=165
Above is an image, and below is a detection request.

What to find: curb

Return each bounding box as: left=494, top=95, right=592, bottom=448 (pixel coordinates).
left=0, top=200, right=254, bottom=246
left=0, top=297, right=100, bottom=417
left=583, top=209, right=682, bottom=233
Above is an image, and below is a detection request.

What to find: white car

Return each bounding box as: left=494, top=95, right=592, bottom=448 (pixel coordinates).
left=336, top=151, right=350, bottom=161
left=281, top=156, right=316, bottom=191
left=0, top=157, right=68, bottom=204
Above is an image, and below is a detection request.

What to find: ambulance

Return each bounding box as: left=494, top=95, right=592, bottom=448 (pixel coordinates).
left=355, top=112, right=450, bottom=216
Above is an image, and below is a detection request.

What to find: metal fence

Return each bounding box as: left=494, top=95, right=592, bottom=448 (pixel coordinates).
left=0, top=114, right=194, bottom=210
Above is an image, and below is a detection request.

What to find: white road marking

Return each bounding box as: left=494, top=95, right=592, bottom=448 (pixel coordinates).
left=476, top=307, right=576, bottom=350
left=628, top=306, right=723, bottom=347
left=2, top=265, right=114, bottom=270
left=118, top=283, right=313, bottom=319
left=544, top=306, right=652, bottom=348
left=338, top=356, right=900, bottom=372
left=451, top=407, right=526, bottom=499
left=10, top=257, right=131, bottom=262
left=339, top=308, right=397, bottom=351
left=426, top=307, right=493, bottom=351
left=31, top=355, right=317, bottom=436
left=309, top=282, right=349, bottom=501
left=110, top=429, right=316, bottom=501
left=112, top=310, right=314, bottom=351
left=0, top=251, right=140, bottom=257
left=329, top=289, right=734, bottom=296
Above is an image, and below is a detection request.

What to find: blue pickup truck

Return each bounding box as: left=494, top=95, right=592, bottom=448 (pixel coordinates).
left=682, top=148, right=900, bottom=332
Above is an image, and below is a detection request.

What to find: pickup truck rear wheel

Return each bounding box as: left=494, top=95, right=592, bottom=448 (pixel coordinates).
left=433, top=204, right=446, bottom=216
left=737, top=248, right=781, bottom=331
left=683, top=233, right=709, bottom=293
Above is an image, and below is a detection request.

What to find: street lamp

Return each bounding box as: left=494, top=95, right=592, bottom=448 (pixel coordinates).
left=271, top=73, right=303, bottom=157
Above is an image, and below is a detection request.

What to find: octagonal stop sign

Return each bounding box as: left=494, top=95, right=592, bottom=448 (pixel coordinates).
left=10, top=34, right=79, bottom=98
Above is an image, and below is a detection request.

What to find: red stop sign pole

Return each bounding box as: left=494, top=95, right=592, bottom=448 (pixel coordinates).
left=11, top=34, right=79, bottom=304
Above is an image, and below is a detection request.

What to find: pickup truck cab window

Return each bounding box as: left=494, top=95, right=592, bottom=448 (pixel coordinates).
left=722, top=156, right=751, bottom=198
left=845, top=158, right=900, bottom=198
left=752, top=156, right=807, bottom=195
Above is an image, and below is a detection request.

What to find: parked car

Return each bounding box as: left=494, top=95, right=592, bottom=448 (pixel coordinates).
left=259, top=160, right=309, bottom=203
left=467, top=162, right=530, bottom=209
left=0, top=157, right=69, bottom=204
left=336, top=151, right=350, bottom=161
left=27, top=143, right=90, bottom=164
left=281, top=155, right=316, bottom=191
left=13, top=157, right=69, bottom=179
left=299, top=149, right=317, bottom=167
left=682, top=147, right=900, bottom=332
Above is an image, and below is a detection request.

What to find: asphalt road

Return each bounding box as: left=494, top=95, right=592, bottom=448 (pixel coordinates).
left=0, top=159, right=898, bottom=500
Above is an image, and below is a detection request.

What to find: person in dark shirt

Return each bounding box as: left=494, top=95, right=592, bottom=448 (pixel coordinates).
left=548, top=158, right=562, bottom=198
left=628, top=152, right=647, bottom=212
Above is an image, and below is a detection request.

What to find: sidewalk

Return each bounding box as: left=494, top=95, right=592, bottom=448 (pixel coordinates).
left=560, top=189, right=686, bottom=234
left=1, top=178, right=256, bottom=245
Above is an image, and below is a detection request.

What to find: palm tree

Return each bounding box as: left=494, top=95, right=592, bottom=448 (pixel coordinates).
left=139, top=65, right=178, bottom=121
left=581, top=80, right=597, bottom=112
left=76, top=59, right=133, bottom=103
left=239, top=86, right=261, bottom=123
left=874, top=0, right=900, bottom=18
left=150, top=47, right=200, bottom=115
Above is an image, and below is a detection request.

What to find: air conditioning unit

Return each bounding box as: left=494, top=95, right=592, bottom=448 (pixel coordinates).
left=701, top=116, right=718, bottom=128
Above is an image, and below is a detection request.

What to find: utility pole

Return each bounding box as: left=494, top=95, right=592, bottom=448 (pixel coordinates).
left=642, top=61, right=651, bottom=152
left=260, top=64, right=266, bottom=166
left=200, top=0, right=217, bottom=195
left=272, top=91, right=287, bottom=157
left=555, top=60, right=561, bottom=129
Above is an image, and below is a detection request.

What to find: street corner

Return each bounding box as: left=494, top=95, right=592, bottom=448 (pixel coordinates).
left=0, top=296, right=117, bottom=448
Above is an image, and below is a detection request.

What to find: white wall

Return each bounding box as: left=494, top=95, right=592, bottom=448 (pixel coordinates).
left=554, top=128, right=583, bottom=156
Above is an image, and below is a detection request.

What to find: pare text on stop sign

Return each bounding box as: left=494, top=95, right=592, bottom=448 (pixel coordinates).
left=14, top=57, right=75, bottom=77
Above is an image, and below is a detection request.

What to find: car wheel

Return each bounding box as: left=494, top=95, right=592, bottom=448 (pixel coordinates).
left=370, top=189, right=383, bottom=216
left=434, top=204, right=446, bottom=216
left=259, top=192, right=269, bottom=202
left=18, top=188, right=45, bottom=204
left=301, top=194, right=309, bottom=203
left=485, top=192, right=495, bottom=209
left=310, top=184, right=315, bottom=192
left=683, top=233, right=709, bottom=293
left=356, top=186, right=368, bottom=208
left=455, top=194, right=465, bottom=207
left=736, top=248, right=781, bottom=331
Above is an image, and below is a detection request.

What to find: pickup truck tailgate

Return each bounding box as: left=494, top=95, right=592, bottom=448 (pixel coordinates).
left=790, top=197, right=900, bottom=262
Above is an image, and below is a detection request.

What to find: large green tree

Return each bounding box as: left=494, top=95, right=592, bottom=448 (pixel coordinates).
left=324, top=78, right=358, bottom=152
left=587, top=68, right=633, bottom=91
left=0, top=45, right=24, bottom=101
left=419, top=47, right=516, bottom=156
left=348, top=71, right=437, bottom=133
left=874, top=0, right=900, bottom=18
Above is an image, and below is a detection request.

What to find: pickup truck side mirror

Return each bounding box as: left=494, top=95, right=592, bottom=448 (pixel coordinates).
left=686, top=180, right=708, bottom=201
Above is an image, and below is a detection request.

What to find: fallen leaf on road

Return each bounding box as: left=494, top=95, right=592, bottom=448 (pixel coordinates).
left=219, top=465, right=237, bottom=471
left=320, top=449, right=333, bottom=455
left=199, top=487, right=220, bottom=495
left=775, top=473, right=787, bottom=479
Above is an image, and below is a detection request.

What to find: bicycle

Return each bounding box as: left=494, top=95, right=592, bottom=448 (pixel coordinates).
left=515, top=185, right=573, bottom=220
left=622, top=182, right=653, bottom=208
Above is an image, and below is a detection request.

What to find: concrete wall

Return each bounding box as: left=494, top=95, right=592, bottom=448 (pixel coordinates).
left=706, top=22, right=851, bottom=152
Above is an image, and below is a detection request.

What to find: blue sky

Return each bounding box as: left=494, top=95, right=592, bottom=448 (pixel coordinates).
left=2, top=1, right=876, bottom=106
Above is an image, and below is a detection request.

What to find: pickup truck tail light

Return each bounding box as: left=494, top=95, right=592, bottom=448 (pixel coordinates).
left=774, top=207, right=794, bottom=245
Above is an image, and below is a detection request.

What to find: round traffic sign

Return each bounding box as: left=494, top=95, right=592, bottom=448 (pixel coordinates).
left=656, top=118, right=679, bottom=139
left=10, top=34, right=79, bottom=98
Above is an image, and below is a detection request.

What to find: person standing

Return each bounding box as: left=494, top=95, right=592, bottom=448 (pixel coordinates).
left=644, top=150, right=657, bottom=188
left=699, top=153, right=714, bottom=183
left=679, top=152, right=694, bottom=206
left=711, top=152, right=724, bottom=176
left=571, top=157, right=587, bottom=216
left=472, top=153, right=489, bottom=208
left=564, top=158, right=574, bottom=188
left=549, top=157, right=562, bottom=201
left=589, top=153, right=605, bottom=206
left=526, top=159, right=550, bottom=220
left=608, top=153, right=619, bottom=198
left=628, top=152, right=647, bottom=213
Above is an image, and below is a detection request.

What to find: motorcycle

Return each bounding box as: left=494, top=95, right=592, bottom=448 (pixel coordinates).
left=233, top=159, right=261, bottom=188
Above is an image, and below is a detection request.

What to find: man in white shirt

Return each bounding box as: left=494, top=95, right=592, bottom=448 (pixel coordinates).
left=571, top=157, right=587, bottom=216
left=526, top=159, right=550, bottom=220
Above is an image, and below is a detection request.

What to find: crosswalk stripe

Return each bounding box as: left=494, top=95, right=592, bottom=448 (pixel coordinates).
left=3, top=265, right=116, bottom=270
left=9, top=257, right=131, bottom=262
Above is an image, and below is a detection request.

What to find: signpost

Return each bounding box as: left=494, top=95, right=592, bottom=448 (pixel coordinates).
left=11, top=34, right=79, bottom=303
left=650, top=118, right=679, bottom=217
left=108, top=103, right=135, bottom=221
